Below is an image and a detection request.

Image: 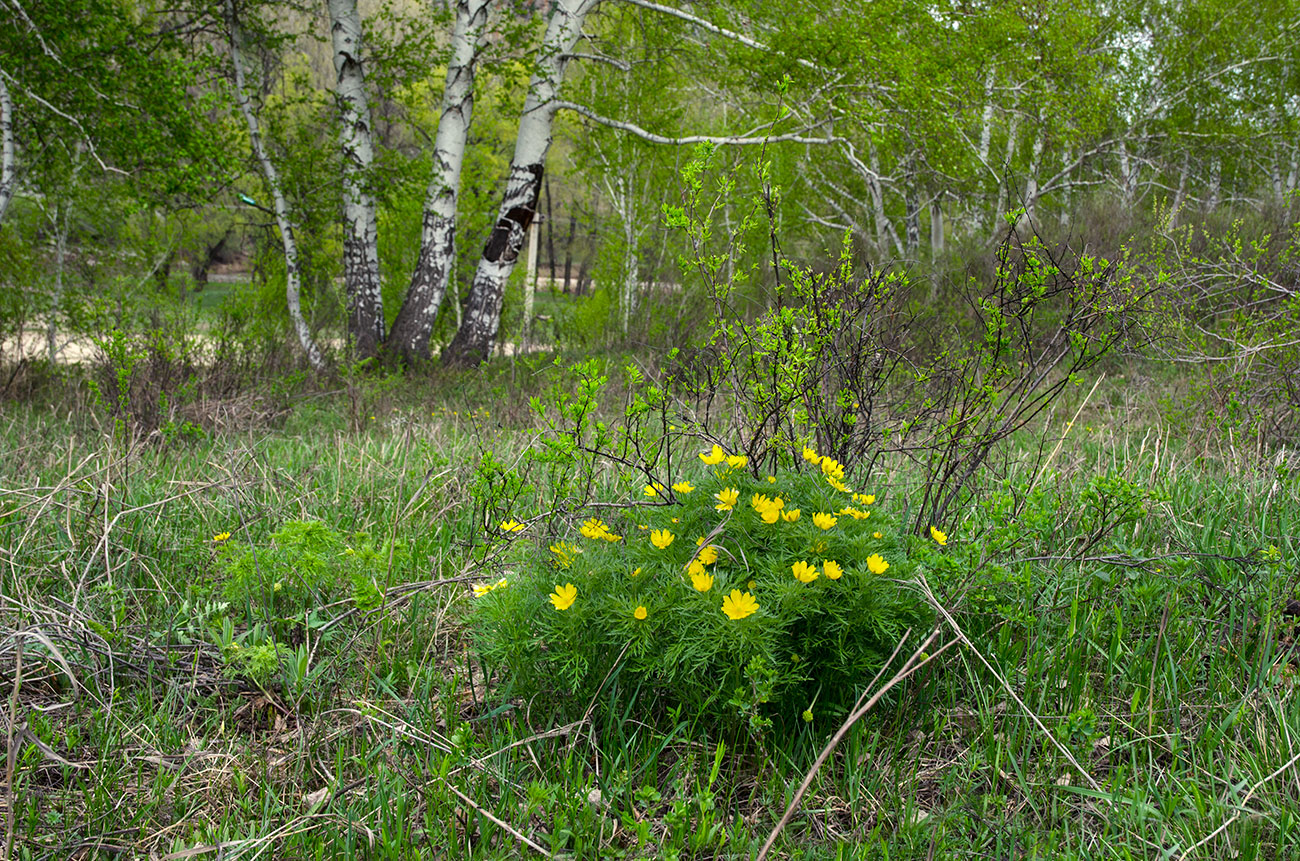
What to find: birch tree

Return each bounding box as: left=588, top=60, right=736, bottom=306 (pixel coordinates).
left=0, top=70, right=13, bottom=225
left=443, top=0, right=597, bottom=366
left=223, top=0, right=324, bottom=370
left=386, top=0, right=492, bottom=364
left=328, top=0, right=384, bottom=359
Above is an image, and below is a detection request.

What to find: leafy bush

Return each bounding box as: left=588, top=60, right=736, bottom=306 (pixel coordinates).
left=471, top=443, right=930, bottom=731
left=213, top=520, right=404, bottom=690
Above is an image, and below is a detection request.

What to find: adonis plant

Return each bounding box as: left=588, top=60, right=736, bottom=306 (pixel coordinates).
left=471, top=443, right=930, bottom=731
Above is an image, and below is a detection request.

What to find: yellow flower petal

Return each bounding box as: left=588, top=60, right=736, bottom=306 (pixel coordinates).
left=634, top=605, right=648, bottom=620
left=721, top=589, right=758, bottom=620
left=930, top=526, right=948, bottom=546
left=792, top=561, right=819, bottom=583
left=823, top=560, right=844, bottom=580
left=812, top=512, right=838, bottom=530
left=714, top=488, right=739, bottom=511
left=690, top=570, right=714, bottom=592
left=550, top=583, right=577, bottom=611
left=700, top=444, right=727, bottom=465
left=866, top=554, right=889, bottom=575
left=650, top=528, right=675, bottom=549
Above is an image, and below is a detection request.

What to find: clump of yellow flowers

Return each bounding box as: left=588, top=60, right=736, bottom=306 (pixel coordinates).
left=471, top=442, right=929, bottom=729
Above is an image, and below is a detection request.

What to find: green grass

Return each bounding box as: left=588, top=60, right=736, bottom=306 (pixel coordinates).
left=1, top=370, right=1298, bottom=860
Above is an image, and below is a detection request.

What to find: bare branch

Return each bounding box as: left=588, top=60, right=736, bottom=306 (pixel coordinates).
left=617, top=0, right=823, bottom=73
left=554, top=100, right=833, bottom=146
left=562, top=51, right=631, bottom=71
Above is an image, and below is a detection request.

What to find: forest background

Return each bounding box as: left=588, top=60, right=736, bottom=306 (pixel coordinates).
left=2, top=0, right=1300, bottom=857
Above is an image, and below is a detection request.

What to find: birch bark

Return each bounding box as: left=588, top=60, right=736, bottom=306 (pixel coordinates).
left=224, top=0, right=324, bottom=371
left=0, top=69, right=14, bottom=225
left=329, top=0, right=384, bottom=359
left=387, top=0, right=491, bottom=364
left=444, top=0, right=594, bottom=366
left=991, top=111, right=1019, bottom=234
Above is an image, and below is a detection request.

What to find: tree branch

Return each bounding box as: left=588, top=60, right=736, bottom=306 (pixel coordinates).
left=554, top=100, right=833, bottom=146
left=617, top=0, right=822, bottom=73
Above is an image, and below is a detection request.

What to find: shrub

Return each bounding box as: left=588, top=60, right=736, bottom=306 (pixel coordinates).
left=471, top=443, right=930, bottom=732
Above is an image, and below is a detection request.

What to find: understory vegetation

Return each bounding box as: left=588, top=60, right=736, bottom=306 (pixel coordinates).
left=2, top=361, right=1298, bottom=859
left=3, top=176, right=1300, bottom=858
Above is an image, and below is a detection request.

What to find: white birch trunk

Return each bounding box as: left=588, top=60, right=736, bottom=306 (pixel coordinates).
left=1207, top=155, right=1222, bottom=212
left=48, top=202, right=68, bottom=365
left=929, top=198, right=944, bottom=259
left=867, top=134, right=903, bottom=257
left=1117, top=138, right=1134, bottom=207
left=522, top=217, right=538, bottom=347
left=1022, top=127, right=1044, bottom=224
left=1271, top=142, right=1285, bottom=206
left=992, top=111, right=1019, bottom=234
left=224, top=0, right=324, bottom=371
left=0, top=69, right=14, bottom=225
left=329, top=0, right=384, bottom=359
left=621, top=214, right=638, bottom=337
left=1059, top=148, right=1074, bottom=227
left=1170, top=151, right=1189, bottom=227
left=445, top=0, right=593, bottom=366
left=978, top=69, right=994, bottom=167
left=387, top=0, right=491, bottom=364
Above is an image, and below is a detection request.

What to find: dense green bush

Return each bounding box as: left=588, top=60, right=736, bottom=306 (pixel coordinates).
left=471, top=443, right=930, bottom=731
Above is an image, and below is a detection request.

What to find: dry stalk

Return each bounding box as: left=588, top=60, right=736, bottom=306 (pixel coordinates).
left=755, top=625, right=958, bottom=861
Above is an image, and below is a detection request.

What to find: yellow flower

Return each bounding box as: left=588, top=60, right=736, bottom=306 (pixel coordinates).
left=823, top=560, right=844, bottom=580
left=930, top=526, right=948, bottom=546
left=697, top=545, right=719, bottom=565
left=212, top=531, right=232, bottom=543
left=672, top=481, right=695, bottom=494
left=644, top=482, right=666, bottom=498
left=820, top=457, right=845, bottom=481
left=700, top=444, right=727, bottom=465
left=631, top=567, right=642, bottom=577
left=650, top=528, right=675, bottom=549
left=751, top=493, right=785, bottom=524
left=827, top=477, right=851, bottom=493
left=837, top=506, right=870, bottom=521
left=853, top=493, right=877, bottom=506
left=873, top=531, right=883, bottom=539
left=687, top=559, right=706, bottom=577
left=473, top=582, right=495, bottom=597
left=747, top=580, right=756, bottom=591
left=721, top=589, right=758, bottom=620
left=726, top=454, right=748, bottom=469
left=550, top=541, right=582, bottom=568
left=812, top=512, right=838, bottom=530
left=866, top=554, right=889, bottom=575
left=499, top=519, right=526, bottom=533
left=767, top=475, right=777, bottom=483
left=801, top=446, right=821, bottom=465
left=781, top=508, right=801, bottom=523
left=634, top=605, right=648, bottom=620
left=580, top=518, right=611, bottom=540
left=496, top=577, right=509, bottom=588
left=715, top=488, right=739, bottom=511
left=792, top=561, right=819, bottom=583
left=690, top=570, right=714, bottom=592
left=550, top=583, right=577, bottom=611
